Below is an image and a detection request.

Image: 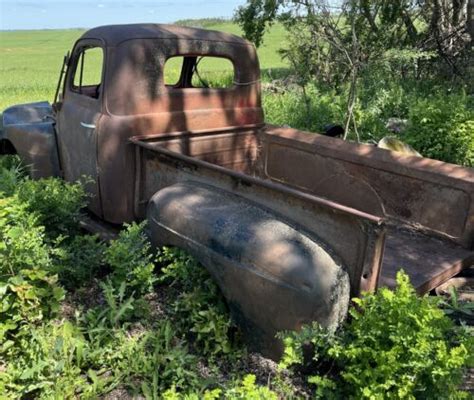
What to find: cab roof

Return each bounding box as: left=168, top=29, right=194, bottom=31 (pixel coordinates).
left=80, top=23, right=252, bottom=47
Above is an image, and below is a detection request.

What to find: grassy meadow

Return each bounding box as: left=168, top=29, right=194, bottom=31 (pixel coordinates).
left=0, top=22, right=288, bottom=111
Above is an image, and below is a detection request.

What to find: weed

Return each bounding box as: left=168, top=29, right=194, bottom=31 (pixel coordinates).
left=52, top=234, right=106, bottom=290
left=16, top=177, right=87, bottom=238
left=105, top=222, right=157, bottom=295
left=0, top=155, right=25, bottom=196
left=0, top=196, right=64, bottom=345
left=279, top=271, right=473, bottom=399
left=163, top=374, right=278, bottom=399
left=159, top=247, right=240, bottom=358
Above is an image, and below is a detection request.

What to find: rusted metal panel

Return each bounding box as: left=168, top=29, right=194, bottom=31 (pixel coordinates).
left=148, top=181, right=351, bottom=358
left=56, top=38, right=105, bottom=217
left=264, top=126, right=474, bottom=249
left=81, top=24, right=252, bottom=47
left=380, top=227, right=474, bottom=293
left=132, top=131, right=386, bottom=299
left=1, top=102, right=60, bottom=178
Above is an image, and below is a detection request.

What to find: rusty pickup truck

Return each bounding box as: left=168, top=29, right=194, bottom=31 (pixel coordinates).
left=2, top=24, right=473, bottom=357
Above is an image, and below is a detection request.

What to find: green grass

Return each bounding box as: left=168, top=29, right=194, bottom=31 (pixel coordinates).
left=0, top=30, right=85, bottom=110
left=0, top=22, right=288, bottom=111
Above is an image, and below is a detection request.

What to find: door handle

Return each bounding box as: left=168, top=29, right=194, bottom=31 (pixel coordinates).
left=80, top=122, right=96, bottom=129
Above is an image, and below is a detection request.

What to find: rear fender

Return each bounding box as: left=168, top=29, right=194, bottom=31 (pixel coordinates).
left=2, top=102, right=60, bottom=178
left=147, top=181, right=350, bottom=359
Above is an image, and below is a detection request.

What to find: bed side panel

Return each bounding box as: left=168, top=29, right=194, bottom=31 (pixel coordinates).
left=263, top=126, right=474, bottom=249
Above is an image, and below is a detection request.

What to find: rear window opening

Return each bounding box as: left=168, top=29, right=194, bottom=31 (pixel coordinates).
left=164, top=56, right=234, bottom=89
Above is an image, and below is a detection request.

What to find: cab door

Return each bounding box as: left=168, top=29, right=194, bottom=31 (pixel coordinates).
left=56, top=40, right=104, bottom=217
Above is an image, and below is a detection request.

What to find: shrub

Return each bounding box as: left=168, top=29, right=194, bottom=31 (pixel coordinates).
left=52, top=234, right=106, bottom=290
left=263, top=84, right=345, bottom=134
left=0, top=197, right=64, bottom=346
left=403, top=93, right=474, bottom=166
left=163, top=374, right=278, bottom=399
left=159, top=247, right=238, bottom=358
left=81, top=280, right=139, bottom=330
left=279, top=271, right=473, bottom=399
left=105, top=222, right=156, bottom=295
left=1, top=321, right=89, bottom=398
left=0, top=155, right=25, bottom=197
left=222, top=374, right=278, bottom=400
left=114, top=323, right=201, bottom=395
left=16, top=177, right=87, bottom=238
left=2, top=311, right=201, bottom=398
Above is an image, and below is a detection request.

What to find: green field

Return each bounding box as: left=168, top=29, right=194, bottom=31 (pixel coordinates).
left=0, top=22, right=288, bottom=111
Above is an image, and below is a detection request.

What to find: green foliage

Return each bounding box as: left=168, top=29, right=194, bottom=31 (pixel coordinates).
left=0, top=155, right=25, bottom=196
left=221, top=374, right=278, bottom=399
left=16, top=177, right=87, bottom=238
left=0, top=196, right=64, bottom=346
left=439, top=287, right=474, bottom=321
left=263, top=84, right=345, bottom=133
left=163, top=374, right=278, bottom=400
left=1, top=321, right=89, bottom=398
left=105, top=222, right=157, bottom=295
left=279, top=271, right=473, bottom=399
left=82, top=281, right=139, bottom=329
left=52, top=234, right=106, bottom=289
left=404, top=93, right=474, bottom=166
left=235, top=0, right=280, bottom=48
left=159, top=247, right=238, bottom=358
left=1, top=317, right=201, bottom=398
left=114, top=323, right=201, bottom=396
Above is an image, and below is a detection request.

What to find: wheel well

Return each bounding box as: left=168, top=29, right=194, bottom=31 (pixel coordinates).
left=0, top=139, right=17, bottom=155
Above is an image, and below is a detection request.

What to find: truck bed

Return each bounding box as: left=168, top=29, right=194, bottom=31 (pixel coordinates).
left=131, top=125, right=474, bottom=294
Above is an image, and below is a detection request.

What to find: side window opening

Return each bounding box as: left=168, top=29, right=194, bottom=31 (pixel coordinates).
left=72, top=46, right=104, bottom=99
left=164, top=56, right=234, bottom=89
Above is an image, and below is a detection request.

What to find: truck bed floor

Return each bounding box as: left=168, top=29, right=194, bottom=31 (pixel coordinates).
left=380, top=227, right=474, bottom=293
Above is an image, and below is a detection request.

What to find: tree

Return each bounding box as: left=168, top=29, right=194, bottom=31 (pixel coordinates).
left=235, top=0, right=473, bottom=138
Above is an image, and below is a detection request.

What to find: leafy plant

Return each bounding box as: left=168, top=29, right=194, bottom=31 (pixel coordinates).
left=115, top=323, right=201, bottom=396
left=159, top=247, right=238, bottom=358
left=85, top=281, right=138, bottom=329
left=221, top=374, right=278, bottom=400
left=279, top=271, right=473, bottom=399
left=439, top=286, right=474, bottom=324
left=404, top=93, right=474, bottom=166
left=1, top=320, right=89, bottom=398
left=0, top=155, right=25, bottom=197
left=0, top=196, right=64, bottom=345
left=16, top=177, right=87, bottom=238
left=162, top=374, right=278, bottom=399
left=105, top=222, right=157, bottom=295
left=52, top=233, right=106, bottom=290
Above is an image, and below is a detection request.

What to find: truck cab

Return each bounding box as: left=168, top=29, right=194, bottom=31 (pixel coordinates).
left=2, top=24, right=263, bottom=222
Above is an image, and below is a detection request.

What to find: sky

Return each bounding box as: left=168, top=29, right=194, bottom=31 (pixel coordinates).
left=0, top=0, right=247, bottom=30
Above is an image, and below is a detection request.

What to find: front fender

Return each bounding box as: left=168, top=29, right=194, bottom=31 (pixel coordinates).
left=147, top=181, right=350, bottom=359
left=2, top=101, right=60, bottom=178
